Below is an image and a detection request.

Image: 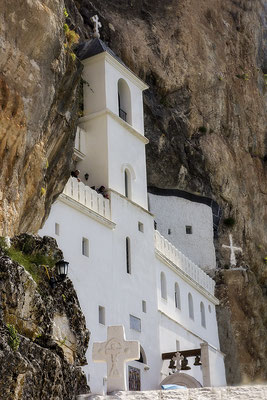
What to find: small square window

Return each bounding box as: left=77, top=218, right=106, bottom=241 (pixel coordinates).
left=186, top=225, right=192, bottom=234
left=99, top=306, right=105, bottom=325
left=130, top=315, right=141, bottom=332
left=138, top=222, right=144, bottom=232
left=55, top=223, right=60, bottom=236
left=82, top=237, right=89, bottom=257
left=142, top=300, right=146, bottom=313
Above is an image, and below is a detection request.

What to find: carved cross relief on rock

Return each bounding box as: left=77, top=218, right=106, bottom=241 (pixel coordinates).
left=222, top=234, right=242, bottom=267
left=92, top=325, right=140, bottom=393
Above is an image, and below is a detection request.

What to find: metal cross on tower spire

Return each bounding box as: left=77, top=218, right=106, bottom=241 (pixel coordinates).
left=91, top=14, right=102, bottom=38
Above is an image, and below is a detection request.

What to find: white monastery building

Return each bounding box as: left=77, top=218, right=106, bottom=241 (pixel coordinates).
left=39, top=37, right=226, bottom=395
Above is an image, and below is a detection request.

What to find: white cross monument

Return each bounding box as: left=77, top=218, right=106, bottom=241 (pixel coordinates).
left=92, top=325, right=140, bottom=393
left=222, top=234, right=242, bottom=267
left=91, top=14, right=102, bottom=38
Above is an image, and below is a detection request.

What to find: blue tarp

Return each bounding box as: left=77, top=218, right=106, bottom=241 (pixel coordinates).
left=161, top=384, right=187, bottom=390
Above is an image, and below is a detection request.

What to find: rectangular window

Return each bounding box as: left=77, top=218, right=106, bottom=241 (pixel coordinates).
left=130, top=315, right=141, bottom=332
left=176, top=340, right=180, bottom=351
left=99, top=306, right=105, bottom=325
left=186, top=225, right=192, bottom=234
left=142, top=300, right=146, bottom=313
left=55, top=223, right=60, bottom=236
left=138, top=222, right=144, bottom=232
left=168, top=228, right=171, bottom=235
left=82, top=237, right=89, bottom=257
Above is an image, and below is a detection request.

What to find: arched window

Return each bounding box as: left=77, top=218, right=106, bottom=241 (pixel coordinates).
left=200, top=302, right=206, bottom=328
left=174, top=283, right=181, bottom=310
left=124, top=169, right=131, bottom=198
left=160, top=272, right=167, bottom=300
left=188, top=293, right=194, bottom=320
left=118, top=79, right=132, bottom=124
left=137, top=345, right=147, bottom=364
left=126, top=237, right=131, bottom=274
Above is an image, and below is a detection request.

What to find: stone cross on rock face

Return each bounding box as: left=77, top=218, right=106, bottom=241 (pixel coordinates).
left=222, top=234, right=242, bottom=267
left=172, top=352, right=184, bottom=372
left=91, top=14, right=102, bottom=38
left=92, top=326, right=140, bottom=393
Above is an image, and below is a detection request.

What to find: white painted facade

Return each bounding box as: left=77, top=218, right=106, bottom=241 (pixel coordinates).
left=149, top=194, right=216, bottom=269
left=39, top=40, right=226, bottom=395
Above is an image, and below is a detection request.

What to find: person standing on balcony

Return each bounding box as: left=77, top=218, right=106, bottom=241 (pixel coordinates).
left=71, top=169, right=81, bottom=182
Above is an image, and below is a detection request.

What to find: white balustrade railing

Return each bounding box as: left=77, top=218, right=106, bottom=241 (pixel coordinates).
left=63, top=177, right=111, bottom=220
left=154, top=230, right=215, bottom=296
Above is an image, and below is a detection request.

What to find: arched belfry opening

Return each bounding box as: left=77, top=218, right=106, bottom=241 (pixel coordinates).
left=118, top=78, right=132, bottom=124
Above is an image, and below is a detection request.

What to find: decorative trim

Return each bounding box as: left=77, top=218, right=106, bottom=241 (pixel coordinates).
left=79, top=108, right=149, bottom=144
left=155, top=250, right=219, bottom=305
left=59, top=194, right=116, bottom=230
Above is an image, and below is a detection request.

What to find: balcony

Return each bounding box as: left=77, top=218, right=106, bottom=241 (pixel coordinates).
left=62, top=178, right=112, bottom=222
left=154, top=230, right=216, bottom=297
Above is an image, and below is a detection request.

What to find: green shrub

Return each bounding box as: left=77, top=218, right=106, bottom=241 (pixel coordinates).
left=6, top=246, right=55, bottom=284
left=223, top=217, right=236, bottom=227
left=7, top=324, right=20, bottom=351
left=198, top=126, right=207, bottom=133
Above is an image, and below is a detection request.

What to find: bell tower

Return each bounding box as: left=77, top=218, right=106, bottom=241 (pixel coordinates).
left=76, top=38, right=149, bottom=209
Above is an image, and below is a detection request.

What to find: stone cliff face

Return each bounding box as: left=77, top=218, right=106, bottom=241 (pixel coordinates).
left=1, top=0, right=267, bottom=386
left=0, top=234, right=90, bottom=399
left=0, top=0, right=81, bottom=236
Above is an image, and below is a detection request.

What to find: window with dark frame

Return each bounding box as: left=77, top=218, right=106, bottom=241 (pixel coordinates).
left=186, top=225, right=192, bottom=234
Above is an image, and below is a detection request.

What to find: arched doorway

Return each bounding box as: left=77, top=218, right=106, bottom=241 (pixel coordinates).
left=160, top=372, right=202, bottom=389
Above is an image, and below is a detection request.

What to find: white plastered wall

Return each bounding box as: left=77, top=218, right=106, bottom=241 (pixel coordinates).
left=149, top=194, right=216, bottom=269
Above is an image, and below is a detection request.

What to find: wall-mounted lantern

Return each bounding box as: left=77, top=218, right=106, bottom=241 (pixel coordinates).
left=56, top=259, right=69, bottom=281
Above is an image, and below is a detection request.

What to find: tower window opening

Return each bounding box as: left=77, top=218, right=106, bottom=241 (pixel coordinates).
left=118, top=79, right=132, bottom=124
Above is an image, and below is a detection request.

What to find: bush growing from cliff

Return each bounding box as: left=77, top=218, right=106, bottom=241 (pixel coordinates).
left=223, top=217, right=236, bottom=227
left=7, top=324, right=20, bottom=351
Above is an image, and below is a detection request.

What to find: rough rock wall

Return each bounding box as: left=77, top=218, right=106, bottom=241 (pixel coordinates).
left=0, top=234, right=90, bottom=399
left=0, top=0, right=81, bottom=236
